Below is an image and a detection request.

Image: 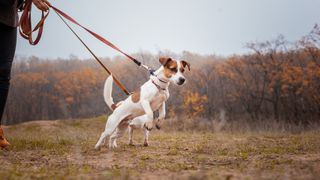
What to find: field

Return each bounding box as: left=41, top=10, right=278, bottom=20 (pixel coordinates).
left=0, top=117, right=320, bottom=180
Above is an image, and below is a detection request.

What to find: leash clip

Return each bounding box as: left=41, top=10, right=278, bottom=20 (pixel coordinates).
left=141, top=64, right=155, bottom=75
left=141, top=64, right=155, bottom=76
left=149, top=69, right=155, bottom=76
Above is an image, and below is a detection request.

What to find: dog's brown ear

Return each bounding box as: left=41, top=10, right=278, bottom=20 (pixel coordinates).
left=159, top=57, right=172, bottom=66
left=181, top=60, right=191, bottom=71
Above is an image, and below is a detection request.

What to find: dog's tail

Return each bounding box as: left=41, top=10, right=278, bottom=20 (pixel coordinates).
left=104, top=75, right=116, bottom=111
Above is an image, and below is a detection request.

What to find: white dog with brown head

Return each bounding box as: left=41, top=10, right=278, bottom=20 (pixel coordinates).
left=95, top=57, right=190, bottom=149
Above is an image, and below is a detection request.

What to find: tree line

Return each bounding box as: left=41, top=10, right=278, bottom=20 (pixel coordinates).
left=2, top=25, right=320, bottom=125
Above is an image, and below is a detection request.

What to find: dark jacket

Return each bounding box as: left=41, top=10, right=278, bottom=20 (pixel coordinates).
left=0, top=0, right=21, bottom=27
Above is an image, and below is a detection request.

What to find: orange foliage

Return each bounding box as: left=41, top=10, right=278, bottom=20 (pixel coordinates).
left=182, top=91, right=208, bottom=117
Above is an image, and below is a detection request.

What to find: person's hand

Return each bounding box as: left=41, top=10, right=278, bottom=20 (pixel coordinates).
left=32, top=0, right=50, bottom=11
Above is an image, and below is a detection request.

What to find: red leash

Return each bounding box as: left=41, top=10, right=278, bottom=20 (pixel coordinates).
left=19, top=0, right=49, bottom=45
left=49, top=6, right=142, bottom=67
left=20, top=1, right=141, bottom=66
left=19, top=0, right=154, bottom=95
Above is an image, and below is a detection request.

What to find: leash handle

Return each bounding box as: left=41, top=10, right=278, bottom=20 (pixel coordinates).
left=19, top=0, right=50, bottom=45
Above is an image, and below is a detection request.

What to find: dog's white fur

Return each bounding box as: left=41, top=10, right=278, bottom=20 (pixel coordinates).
left=104, top=77, right=152, bottom=147
left=95, top=58, right=189, bottom=149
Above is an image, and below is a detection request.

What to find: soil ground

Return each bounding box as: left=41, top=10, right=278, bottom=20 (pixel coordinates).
left=1, top=117, right=320, bottom=179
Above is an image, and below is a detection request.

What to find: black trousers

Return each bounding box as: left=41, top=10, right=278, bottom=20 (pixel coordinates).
left=0, top=22, right=17, bottom=125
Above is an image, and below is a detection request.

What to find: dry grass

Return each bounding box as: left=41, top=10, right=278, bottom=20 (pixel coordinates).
left=0, top=116, right=320, bottom=179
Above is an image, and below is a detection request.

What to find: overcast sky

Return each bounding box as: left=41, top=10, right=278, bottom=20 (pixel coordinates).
left=15, top=0, right=320, bottom=59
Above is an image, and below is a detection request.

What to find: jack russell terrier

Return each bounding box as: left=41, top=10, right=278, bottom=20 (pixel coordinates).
left=95, top=57, right=190, bottom=149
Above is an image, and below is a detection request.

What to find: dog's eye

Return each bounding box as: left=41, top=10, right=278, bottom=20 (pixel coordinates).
left=170, top=67, right=178, bottom=73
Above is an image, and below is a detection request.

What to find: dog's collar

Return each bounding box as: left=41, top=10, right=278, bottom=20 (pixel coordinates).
left=152, top=80, right=167, bottom=91
left=157, top=77, right=169, bottom=84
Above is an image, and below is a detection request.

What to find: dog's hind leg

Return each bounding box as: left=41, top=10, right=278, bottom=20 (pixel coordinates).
left=109, top=128, right=119, bottom=148
left=95, top=130, right=111, bottom=150
left=109, top=124, right=128, bottom=148
left=128, top=126, right=134, bottom=145
left=95, top=113, right=128, bottom=150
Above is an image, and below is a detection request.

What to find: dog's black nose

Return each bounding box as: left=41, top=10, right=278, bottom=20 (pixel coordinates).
left=178, top=77, right=185, bottom=85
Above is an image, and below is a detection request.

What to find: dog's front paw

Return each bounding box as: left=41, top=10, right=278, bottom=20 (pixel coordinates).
left=144, top=121, right=153, bottom=131
left=155, top=119, right=161, bottom=130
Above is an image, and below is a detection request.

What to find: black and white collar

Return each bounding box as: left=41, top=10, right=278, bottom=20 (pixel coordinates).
left=152, top=80, right=167, bottom=91
left=150, top=75, right=169, bottom=91
left=157, top=77, right=169, bottom=84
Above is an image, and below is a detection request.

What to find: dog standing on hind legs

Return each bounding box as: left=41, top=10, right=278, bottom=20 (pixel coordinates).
left=95, top=57, right=190, bottom=149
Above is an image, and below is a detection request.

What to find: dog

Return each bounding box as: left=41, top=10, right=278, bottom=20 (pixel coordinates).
left=95, top=57, right=190, bottom=149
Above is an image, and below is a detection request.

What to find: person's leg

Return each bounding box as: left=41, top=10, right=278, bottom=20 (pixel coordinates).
left=0, top=22, right=17, bottom=148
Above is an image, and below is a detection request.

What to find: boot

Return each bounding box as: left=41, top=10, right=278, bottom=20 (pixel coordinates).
left=0, top=126, right=10, bottom=148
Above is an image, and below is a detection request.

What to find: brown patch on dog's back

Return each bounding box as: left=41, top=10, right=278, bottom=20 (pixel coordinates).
left=164, top=60, right=178, bottom=78
left=131, top=89, right=141, bottom=103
